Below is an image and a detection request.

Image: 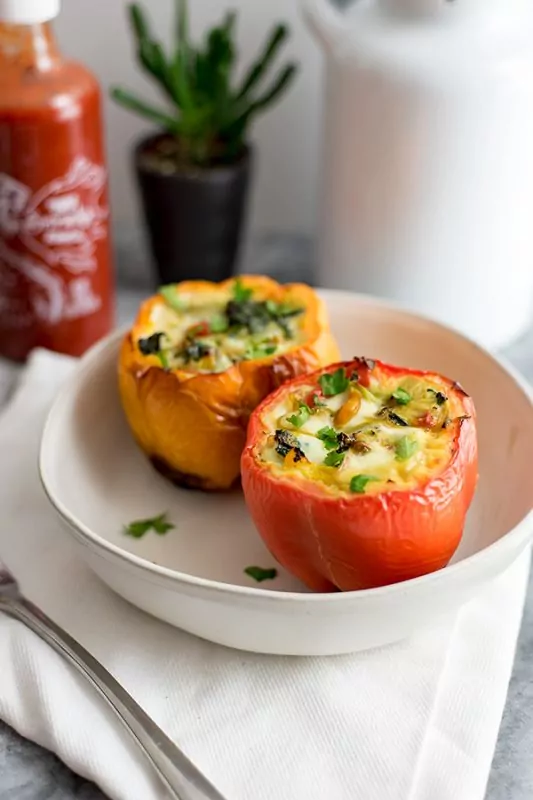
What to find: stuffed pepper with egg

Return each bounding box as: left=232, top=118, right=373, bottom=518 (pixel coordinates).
left=241, top=357, right=478, bottom=591
left=118, top=276, right=340, bottom=491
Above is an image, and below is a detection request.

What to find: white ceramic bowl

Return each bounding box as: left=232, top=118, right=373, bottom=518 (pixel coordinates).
left=39, top=291, right=533, bottom=656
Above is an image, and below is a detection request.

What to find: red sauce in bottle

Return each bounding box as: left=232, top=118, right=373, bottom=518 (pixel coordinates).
left=0, top=12, right=114, bottom=361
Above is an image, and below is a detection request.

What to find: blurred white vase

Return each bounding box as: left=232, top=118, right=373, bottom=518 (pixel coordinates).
left=304, top=0, right=533, bottom=349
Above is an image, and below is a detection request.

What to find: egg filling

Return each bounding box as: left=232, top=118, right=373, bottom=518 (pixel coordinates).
left=259, top=361, right=469, bottom=495
left=135, top=279, right=307, bottom=374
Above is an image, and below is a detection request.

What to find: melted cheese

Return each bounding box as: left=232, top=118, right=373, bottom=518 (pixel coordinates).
left=260, top=370, right=465, bottom=495
left=136, top=282, right=307, bottom=374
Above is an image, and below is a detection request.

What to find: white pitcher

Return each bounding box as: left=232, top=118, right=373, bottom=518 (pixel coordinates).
left=304, top=0, right=533, bottom=349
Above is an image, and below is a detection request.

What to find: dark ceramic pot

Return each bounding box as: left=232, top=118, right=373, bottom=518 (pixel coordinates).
left=134, top=134, right=252, bottom=286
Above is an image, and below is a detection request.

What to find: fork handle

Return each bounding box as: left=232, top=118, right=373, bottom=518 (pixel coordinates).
left=0, top=597, right=228, bottom=800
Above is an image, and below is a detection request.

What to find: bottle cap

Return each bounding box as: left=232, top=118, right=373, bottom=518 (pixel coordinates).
left=0, top=0, right=60, bottom=23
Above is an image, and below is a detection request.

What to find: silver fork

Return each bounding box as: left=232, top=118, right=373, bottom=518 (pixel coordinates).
left=0, top=560, right=228, bottom=800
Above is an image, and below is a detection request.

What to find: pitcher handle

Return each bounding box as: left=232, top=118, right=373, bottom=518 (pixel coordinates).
left=301, top=0, right=345, bottom=49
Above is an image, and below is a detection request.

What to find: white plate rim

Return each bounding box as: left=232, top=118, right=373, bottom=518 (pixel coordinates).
left=39, top=288, right=533, bottom=605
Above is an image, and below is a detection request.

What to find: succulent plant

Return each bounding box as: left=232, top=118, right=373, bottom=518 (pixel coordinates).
left=111, top=1, right=298, bottom=168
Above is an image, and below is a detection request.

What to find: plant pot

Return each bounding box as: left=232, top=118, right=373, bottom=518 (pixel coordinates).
left=134, top=134, right=252, bottom=285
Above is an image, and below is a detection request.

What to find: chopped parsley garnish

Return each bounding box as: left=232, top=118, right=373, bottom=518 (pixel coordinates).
left=324, top=450, right=345, bottom=468
left=319, top=368, right=349, bottom=397
left=395, top=436, right=419, bottom=461
left=392, top=387, right=411, bottom=406
left=350, top=474, right=379, bottom=494
left=232, top=278, right=253, bottom=303
left=317, top=426, right=339, bottom=450
left=124, top=512, right=174, bottom=538
left=245, top=342, right=277, bottom=360
left=210, top=314, right=229, bottom=333
left=427, top=388, right=448, bottom=406
left=312, top=393, right=327, bottom=408
left=138, top=332, right=165, bottom=356
left=265, top=300, right=304, bottom=320
left=244, top=566, right=278, bottom=582
left=157, top=350, right=169, bottom=370
left=288, top=403, right=311, bottom=429
left=159, top=285, right=185, bottom=311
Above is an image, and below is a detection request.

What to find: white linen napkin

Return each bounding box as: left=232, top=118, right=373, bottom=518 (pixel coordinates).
left=0, top=349, right=529, bottom=800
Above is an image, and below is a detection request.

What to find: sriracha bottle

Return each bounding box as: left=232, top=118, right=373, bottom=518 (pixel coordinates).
left=0, top=0, right=114, bottom=361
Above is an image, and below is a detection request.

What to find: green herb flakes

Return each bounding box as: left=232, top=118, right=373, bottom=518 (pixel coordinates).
left=395, top=436, right=419, bottom=461
left=324, top=450, right=345, bottom=468
left=210, top=314, right=229, bottom=333
left=157, top=350, right=169, bottom=370
left=312, top=393, right=326, bottom=408
left=159, top=285, right=185, bottom=311
left=317, top=426, right=339, bottom=450
left=319, top=368, right=349, bottom=397
left=244, top=566, right=278, bottom=583
left=245, top=342, right=277, bottom=360
left=288, top=403, right=311, bottom=429
left=350, top=474, right=379, bottom=494
left=226, top=298, right=270, bottom=334
left=392, top=387, right=411, bottom=406
left=232, top=278, right=253, bottom=303
left=266, top=300, right=304, bottom=319
left=124, top=512, right=174, bottom=539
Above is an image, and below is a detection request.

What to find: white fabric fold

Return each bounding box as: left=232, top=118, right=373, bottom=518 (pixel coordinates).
left=0, top=349, right=528, bottom=800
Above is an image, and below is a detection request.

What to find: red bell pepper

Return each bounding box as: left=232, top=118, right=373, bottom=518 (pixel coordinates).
left=241, top=358, right=478, bottom=592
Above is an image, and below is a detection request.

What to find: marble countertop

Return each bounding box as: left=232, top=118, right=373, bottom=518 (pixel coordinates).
left=1, top=238, right=533, bottom=799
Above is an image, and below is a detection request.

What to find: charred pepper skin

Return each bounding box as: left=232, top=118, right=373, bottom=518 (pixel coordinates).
left=241, top=358, right=478, bottom=591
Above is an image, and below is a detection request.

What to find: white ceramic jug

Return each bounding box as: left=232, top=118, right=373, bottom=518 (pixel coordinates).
left=304, top=0, right=533, bottom=349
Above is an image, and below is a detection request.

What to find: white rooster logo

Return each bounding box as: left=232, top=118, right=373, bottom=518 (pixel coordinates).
left=0, top=157, right=108, bottom=324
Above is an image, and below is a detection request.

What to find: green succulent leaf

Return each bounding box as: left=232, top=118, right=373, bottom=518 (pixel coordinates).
left=236, top=23, right=289, bottom=100
left=129, top=3, right=151, bottom=42
left=110, top=87, right=179, bottom=132
left=112, top=1, right=298, bottom=167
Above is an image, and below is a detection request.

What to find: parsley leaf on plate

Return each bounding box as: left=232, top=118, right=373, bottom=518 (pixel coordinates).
left=244, top=566, right=278, bottom=582
left=124, top=512, right=174, bottom=539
